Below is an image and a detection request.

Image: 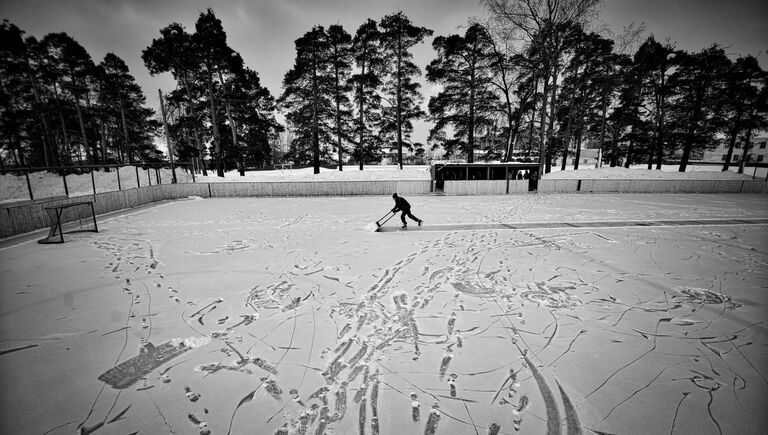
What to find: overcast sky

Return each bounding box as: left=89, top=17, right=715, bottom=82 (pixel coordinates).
left=2, top=0, right=766, bottom=144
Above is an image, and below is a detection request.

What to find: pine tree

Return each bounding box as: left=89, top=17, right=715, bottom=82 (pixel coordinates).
left=221, top=68, right=283, bottom=171
left=0, top=21, right=36, bottom=167
left=482, top=0, right=601, bottom=172
left=280, top=26, right=335, bottom=173
left=326, top=25, right=354, bottom=171
left=667, top=46, right=731, bottom=172
left=379, top=12, right=432, bottom=169
left=350, top=19, right=384, bottom=169
left=40, top=32, right=96, bottom=165
left=427, top=24, right=499, bottom=163
left=193, top=8, right=242, bottom=177
left=634, top=36, right=677, bottom=169
left=143, top=22, right=209, bottom=175
left=721, top=56, right=766, bottom=171
left=99, top=53, right=151, bottom=163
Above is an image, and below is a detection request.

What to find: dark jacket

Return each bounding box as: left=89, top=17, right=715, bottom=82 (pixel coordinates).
left=392, top=196, right=411, bottom=212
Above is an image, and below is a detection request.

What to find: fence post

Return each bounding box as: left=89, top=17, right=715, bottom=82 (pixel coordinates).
left=24, top=170, right=34, bottom=201
left=61, top=166, right=69, bottom=196
left=147, top=168, right=151, bottom=186
left=117, top=166, right=122, bottom=190
left=135, top=166, right=140, bottom=188
left=91, top=169, right=96, bottom=195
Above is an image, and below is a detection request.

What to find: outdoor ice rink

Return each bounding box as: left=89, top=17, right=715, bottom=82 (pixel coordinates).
left=1, top=193, right=767, bottom=435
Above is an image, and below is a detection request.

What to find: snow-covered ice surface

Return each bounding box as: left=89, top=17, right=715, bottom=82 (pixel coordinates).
left=1, top=194, right=767, bottom=434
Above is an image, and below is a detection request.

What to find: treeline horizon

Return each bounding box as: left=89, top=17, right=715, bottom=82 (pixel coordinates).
left=1, top=0, right=766, bottom=176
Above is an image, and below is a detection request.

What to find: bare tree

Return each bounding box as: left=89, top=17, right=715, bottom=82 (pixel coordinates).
left=482, top=0, right=600, bottom=172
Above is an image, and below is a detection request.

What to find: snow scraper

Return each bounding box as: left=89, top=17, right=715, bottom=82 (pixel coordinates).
left=375, top=210, right=396, bottom=228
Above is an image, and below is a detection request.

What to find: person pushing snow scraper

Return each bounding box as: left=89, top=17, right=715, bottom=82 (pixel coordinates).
left=391, top=193, right=423, bottom=229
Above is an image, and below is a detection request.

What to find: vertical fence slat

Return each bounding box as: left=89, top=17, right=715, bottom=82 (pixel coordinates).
left=25, top=171, right=34, bottom=201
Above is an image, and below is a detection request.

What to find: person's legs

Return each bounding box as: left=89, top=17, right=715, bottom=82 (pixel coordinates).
left=405, top=209, right=422, bottom=226
left=401, top=212, right=407, bottom=225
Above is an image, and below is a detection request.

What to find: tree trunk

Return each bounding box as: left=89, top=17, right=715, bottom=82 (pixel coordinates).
left=655, top=67, right=667, bottom=170
left=537, top=71, right=550, bottom=173
left=335, top=61, right=343, bottom=171
left=624, top=135, right=633, bottom=168
left=73, top=92, right=92, bottom=164
left=503, top=103, right=516, bottom=162
left=723, top=110, right=741, bottom=171
left=84, top=87, right=99, bottom=164
left=223, top=101, right=242, bottom=177
left=396, top=34, right=403, bottom=169
left=507, top=117, right=521, bottom=163
left=207, top=78, right=224, bottom=177
left=500, top=70, right=515, bottom=162
left=118, top=99, right=132, bottom=164
left=573, top=131, right=582, bottom=170
left=544, top=63, right=560, bottom=174
left=358, top=58, right=366, bottom=170
left=598, top=90, right=607, bottom=168
left=609, top=121, right=621, bottom=167
left=182, top=76, right=207, bottom=175
left=679, top=130, right=694, bottom=172
left=30, top=82, right=52, bottom=166
left=58, top=111, right=71, bottom=166
left=100, top=116, right=107, bottom=165
left=467, top=64, right=475, bottom=164
left=561, top=100, right=574, bottom=171
left=526, top=76, right=538, bottom=155
left=159, top=89, right=179, bottom=182
left=647, top=145, right=654, bottom=170
left=24, top=56, right=53, bottom=167
left=97, top=83, right=108, bottom=166
left=312, top=48, right=320, bottom=174
left=679, top=90, right=704, bottom=173
left=739, top=128, right=752, bottom=174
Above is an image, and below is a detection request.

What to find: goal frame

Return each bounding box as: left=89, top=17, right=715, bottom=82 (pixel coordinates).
left=37, top=201, right=99, bottom=244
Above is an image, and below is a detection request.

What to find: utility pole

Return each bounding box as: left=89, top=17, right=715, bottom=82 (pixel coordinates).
left=159, top=89, right=177, bottom=183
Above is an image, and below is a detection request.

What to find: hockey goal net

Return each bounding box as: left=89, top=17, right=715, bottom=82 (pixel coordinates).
left=38, top=201, right=99, bottom=244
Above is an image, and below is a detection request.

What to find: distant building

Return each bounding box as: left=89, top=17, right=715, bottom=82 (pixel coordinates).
left=551, top=148, right=600, bottom=168
left=702, top=134, right=768, bottom=164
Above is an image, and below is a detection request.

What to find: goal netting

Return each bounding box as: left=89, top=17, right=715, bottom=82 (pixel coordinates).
left=38, top=201, right=99, bottom=244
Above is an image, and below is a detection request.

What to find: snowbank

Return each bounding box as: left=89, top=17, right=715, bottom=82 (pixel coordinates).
left=194, top=165, right=431, bottom=183
left=543, top=166, right=756, bottom=180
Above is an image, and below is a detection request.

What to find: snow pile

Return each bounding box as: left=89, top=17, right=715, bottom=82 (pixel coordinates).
left=1, top=167, right=193, bottom=204
left=194, top=165, right=431, bottom=183
left=543, top=166, right=755, bottom=180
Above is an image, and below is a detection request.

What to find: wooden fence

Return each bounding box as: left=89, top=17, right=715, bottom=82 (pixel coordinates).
left=0, top=180, right=430, bottom=238
left=2, top=178, right=765, bottom=239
